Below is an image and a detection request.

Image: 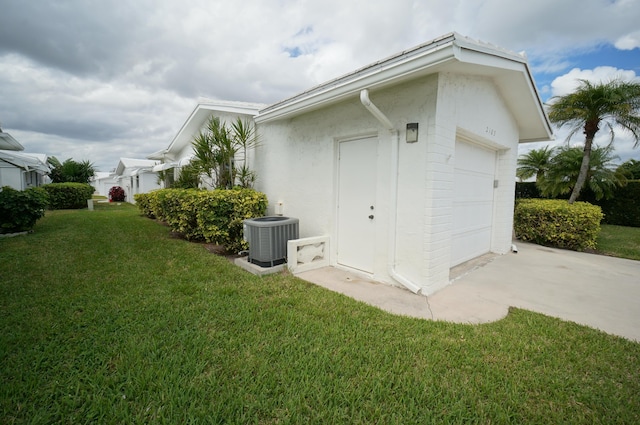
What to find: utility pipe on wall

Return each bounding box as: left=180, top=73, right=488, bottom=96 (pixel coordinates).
left=360, top=89, right=394, bottom=130
left=359, top=89, right=421, bottom=294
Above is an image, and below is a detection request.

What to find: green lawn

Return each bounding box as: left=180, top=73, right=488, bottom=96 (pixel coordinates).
left=596, top=224, right=640, bottom=261
left=1, top=203, right=639, bottom=423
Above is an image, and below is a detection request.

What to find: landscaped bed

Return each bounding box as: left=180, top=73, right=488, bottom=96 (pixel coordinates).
left=1, top=203, right=639, bottom=423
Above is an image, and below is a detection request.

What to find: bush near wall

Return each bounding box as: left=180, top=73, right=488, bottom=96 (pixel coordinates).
left=515, top=180, right=640, bottom=227
left=514, top=199, right=603, bottom=251
left=43, top=183, right=94, bottom=210
left=135, top=188, right=268, bottom=253
left=0, top=186, right=49, bottom=233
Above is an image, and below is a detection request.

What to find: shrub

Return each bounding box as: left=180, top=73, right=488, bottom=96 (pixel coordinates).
left=0, top=186, right=49, bottom=233
left=134, top=191, right=155, bottom=218
left=135, top=188, right=267, bottom=253
left=43, top=183, right=94, bottom=210
left=516, top=180, right=640, bottom=227
left=514, top=199, right=603, bottom=251
left=109, top=186, right=126, bottom=202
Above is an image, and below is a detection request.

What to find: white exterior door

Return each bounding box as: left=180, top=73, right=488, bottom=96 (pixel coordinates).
left=451, top=140, right=497, bottom=266
left=337, top=137, right=377, bottom=273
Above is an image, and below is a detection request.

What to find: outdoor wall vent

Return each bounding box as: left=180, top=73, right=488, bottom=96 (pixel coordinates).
left=244, top=216, right=299, bottom=267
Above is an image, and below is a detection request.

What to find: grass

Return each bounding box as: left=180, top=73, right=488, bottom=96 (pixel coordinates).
left=1, top=203, right=639, bottom=423
left=596, top=224, right=640, bottom=260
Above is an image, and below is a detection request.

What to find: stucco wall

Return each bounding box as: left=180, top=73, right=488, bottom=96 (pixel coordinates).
left=94, top=177, right=117, bottom=197
left=0, top=163, right=23, bottom=190
left=254, top=71, right=521, bottom=295
left=255, top=75, right=439, bottom=285
left=423, top=72, right=519, bottom=293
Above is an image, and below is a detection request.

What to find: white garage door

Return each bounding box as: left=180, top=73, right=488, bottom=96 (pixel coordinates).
left=451, top=140, right=496, bottom=267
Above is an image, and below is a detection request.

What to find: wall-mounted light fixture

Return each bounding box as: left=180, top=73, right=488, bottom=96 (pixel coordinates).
left=406, top=122, right=418, bottom=143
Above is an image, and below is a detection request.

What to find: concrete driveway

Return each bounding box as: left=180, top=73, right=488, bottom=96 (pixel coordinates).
left=296, top=242, right=640, bottom=342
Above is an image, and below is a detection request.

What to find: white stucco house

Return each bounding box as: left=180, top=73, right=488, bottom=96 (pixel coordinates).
left=154, top=33, right=553, bottom=296
left=0, top=130, right=50, bottom=190
left=90, top=172, right=118, bottom=197
left=0, top=151, right=50, bottom=190
left=148, top=99, right=267, bottom=189
left=113, top=158, right=162, bottom=203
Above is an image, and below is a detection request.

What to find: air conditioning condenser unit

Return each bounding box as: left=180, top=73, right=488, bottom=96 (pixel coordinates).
left=243, top=216, right=299, bottom=267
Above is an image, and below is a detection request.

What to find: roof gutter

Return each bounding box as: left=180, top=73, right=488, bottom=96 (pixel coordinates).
left=360, top=89, right=421, bottom=295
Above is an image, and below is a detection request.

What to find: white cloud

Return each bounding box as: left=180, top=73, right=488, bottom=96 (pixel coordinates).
left=615, top=31, right=640, bottom=50
left=530, top=64, right=640, bottom=165
left=550, top=66, right=639, bottom=97
left=1, top=0, right=640, bottom=172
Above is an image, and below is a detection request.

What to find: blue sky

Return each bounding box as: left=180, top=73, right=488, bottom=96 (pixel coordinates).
left=533, top=45, right=640, bottom=102
left=0, top=0, right=638, bottom=172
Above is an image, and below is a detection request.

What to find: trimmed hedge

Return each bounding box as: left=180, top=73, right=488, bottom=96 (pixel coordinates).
left=515, top=180, right=640, bottom=227
left=135, top=188, right=268, bottom=253
left=0, top=186, right=49, bottom=233
left=43, top=183, right=94, bottom=210
left=514, top=199, right=603, bottom=251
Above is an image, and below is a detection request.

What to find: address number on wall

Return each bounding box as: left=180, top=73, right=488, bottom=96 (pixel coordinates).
left=485, top=127, right=496, bottom=136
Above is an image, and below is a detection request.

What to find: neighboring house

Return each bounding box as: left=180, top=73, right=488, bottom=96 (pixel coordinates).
left=90, top=171, right=118, bottom=197
left=155, top=33, right=553, bottom=296
left=148, top=99, right=267, bottom=189
left=113, top=158, right=161, bottom=203
left=0, top=150, right=50, bottom=190
left=0, top=128, right=50, bottom=190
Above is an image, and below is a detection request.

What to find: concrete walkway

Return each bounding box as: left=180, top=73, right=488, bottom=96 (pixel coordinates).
left=296, top=242, right=640, bottom=342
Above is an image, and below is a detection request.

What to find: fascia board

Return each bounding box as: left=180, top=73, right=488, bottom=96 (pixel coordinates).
left=165, top=105, right=204, bottom=153
left=166, top=102, right=264, bottom=154
left=0, top=132, right=24, bottom=151
left=256, top=34, right=553, bottom=143
left=454, top=44, right=553, bottom=142
left=255, top=44, right=457, bottom=123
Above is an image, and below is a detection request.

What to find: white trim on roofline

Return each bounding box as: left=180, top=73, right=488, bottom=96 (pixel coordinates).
left=162, top=100, right=268, bottom=156
left=254, top=32, right=552, bottom=142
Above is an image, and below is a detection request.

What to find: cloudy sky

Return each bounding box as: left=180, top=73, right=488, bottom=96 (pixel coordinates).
left=1, top=0, right=639, bottom=173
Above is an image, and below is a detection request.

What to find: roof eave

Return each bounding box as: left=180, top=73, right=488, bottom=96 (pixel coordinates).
left=256, top=38, right=458, bottom=123
left=0, top=132, right=25, bottom=151
left=165, top=101, right=266, bottom=154
left=255, top=33, right=554, bottom=143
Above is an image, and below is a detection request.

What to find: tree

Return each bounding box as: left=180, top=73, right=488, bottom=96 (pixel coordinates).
left=617, top=158, right=640, bottom=180
left=173, top=163, right=201, bottom=189
left=231, top=117, right=259, bottom=188
left=190, top=117, right=259, bottom=189
left=538, top=145, right=627, bottom=200
left=517, top=146, right=556, bottom=184
left=47, top=157, right=95, bottom=183
left=547, top=79, right=640, bottom=203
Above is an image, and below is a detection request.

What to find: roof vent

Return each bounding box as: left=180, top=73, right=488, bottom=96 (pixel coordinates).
left=244, top=216, right=299, bottom=267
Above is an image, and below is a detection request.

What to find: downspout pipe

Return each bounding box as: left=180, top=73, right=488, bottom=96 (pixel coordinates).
left=360, top=90, right=394, bottom=130
left=359, top=89, right=422, bottom=294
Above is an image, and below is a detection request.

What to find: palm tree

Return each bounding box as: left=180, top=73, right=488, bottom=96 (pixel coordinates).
left=47, top=156, right=95, bottom=183
left=547, top=79, right=640, bottom=203
left=191, top=117, right=235, bottom=189
left=516, top=146, right=555, bottom=184
left=191, top=116, right=260, bottom=189
left=538, top=145, right=627, bottom=200
left=617, top=159, right=640, bottom=179
left=231, top=117, right=259, bottom=188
